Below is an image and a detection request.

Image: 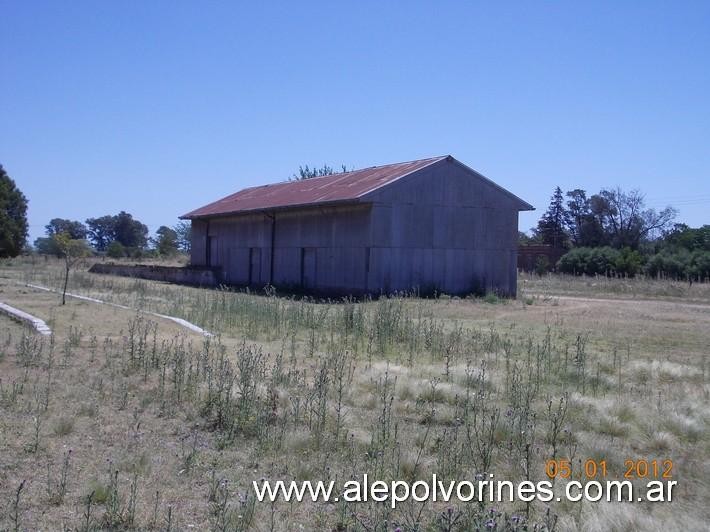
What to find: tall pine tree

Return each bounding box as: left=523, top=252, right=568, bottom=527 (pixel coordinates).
left=535, top=187, right=569, bottom=248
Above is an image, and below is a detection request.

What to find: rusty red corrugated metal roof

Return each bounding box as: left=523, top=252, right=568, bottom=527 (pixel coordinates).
left=181, top=156, right=448, bottom=219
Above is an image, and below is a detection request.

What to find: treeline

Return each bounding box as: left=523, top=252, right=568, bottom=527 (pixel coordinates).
left=0, top=165, right=193, bottom=260
left=556, top=239, right=710, bottom=281
left=524, top=187, right=709, bottom=281
left=33, top=213, right=191, bottom=258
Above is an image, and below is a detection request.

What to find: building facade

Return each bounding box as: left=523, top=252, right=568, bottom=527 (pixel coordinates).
left=182, top=155, right=533, bottom=296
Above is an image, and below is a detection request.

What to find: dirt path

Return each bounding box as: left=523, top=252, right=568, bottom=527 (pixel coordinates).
left=525, top=292, right=710, bottom=311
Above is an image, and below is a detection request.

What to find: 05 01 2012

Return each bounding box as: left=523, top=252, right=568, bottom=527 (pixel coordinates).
left=544, top=459, right=673, bottom=480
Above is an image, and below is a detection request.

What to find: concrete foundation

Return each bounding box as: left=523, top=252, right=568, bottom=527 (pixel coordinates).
left=88, top=263, right=220, bottom=287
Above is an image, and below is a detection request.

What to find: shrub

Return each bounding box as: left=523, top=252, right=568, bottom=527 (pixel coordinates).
left=106, top=241, right=126, bottom=258
left=614, top=247, right=643, bottom=276
left=534, top=255, right=550, bottom=276
left=645, top=249, right=710, bottom=281
left=483, top=292, right=501, bottom=304
left=128, top=247, right=157, bottom=259
left=692, top=251, right=710, bottom=280
left=558, top=247, right=620, bottom=276
left=557, top=247, right=643, bottom=277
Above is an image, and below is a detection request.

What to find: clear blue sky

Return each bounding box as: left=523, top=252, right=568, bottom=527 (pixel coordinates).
left=2, top=1, right=709, bottom=243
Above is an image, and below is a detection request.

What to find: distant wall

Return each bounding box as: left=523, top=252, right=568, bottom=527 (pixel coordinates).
left=517, top=245, right=565, bottom=272
left=88, top=263, right=220, bottom=287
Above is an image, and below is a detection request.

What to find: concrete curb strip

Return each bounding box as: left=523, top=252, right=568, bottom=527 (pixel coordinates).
left=26, top=283, right=213, bottom=337
left=0, top=301, right=52, bottom=335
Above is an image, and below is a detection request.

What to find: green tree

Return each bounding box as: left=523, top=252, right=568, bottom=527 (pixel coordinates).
left=86, top=212, right=149, bottom=253
left=174, top=221, right=191, bottom=252
left=54, top=233, right=91, bottom=305
left=33, top=236, right=58, bottom=255
left=112, top=211, right=148, bottom=249
left=35, top=218, right=87, bottom=255
left=45, top=218, right=87, bottom=240
left=535, top=187, right=569, bottom=248
left=564, top=189, right=605, bottom=247
left=154, top=226, right=179, bottom=256
left=86, top=215, right=116, bottom=251
left=591, top=188, right=676, bottom=249
left=106, top=241, right=126, bottom=258
left=663, top=224, right=710, bottom=251
left=290, top=164, right=349, bottom=181
left=0, top=164, right=29, bottom=258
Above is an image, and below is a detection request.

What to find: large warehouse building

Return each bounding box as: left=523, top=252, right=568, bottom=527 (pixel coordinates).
left=181, top=155, right=533, bottom=296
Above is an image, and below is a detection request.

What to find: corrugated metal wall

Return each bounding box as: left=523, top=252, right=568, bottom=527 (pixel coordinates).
left=190, top=158, right=521, bottom=296
left=191, top=204, right=373, bottom=293
left=361, top=159, right=520, bottom=295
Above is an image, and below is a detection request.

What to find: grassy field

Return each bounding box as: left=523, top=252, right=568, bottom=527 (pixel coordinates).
left=1, top=257, right=708, bottom=531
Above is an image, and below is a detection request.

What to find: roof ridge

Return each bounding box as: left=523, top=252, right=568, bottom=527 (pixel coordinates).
left=181, top=154, right=532, bottom=220
left=258, top=155, right=449, bottom=186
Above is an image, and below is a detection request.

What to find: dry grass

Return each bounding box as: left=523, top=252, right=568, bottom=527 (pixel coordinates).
left=519, top=270, right=710, bottom=304
left=0, top=256, right=708, bottom=531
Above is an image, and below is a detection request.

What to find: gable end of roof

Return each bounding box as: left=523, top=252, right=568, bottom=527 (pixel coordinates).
left=448, top=158, right=535, bottom=211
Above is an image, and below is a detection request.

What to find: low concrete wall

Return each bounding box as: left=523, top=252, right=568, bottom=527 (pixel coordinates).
left=0, top=301, right=52, bottom=335
left=88, top=263, right=220, bottom=287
